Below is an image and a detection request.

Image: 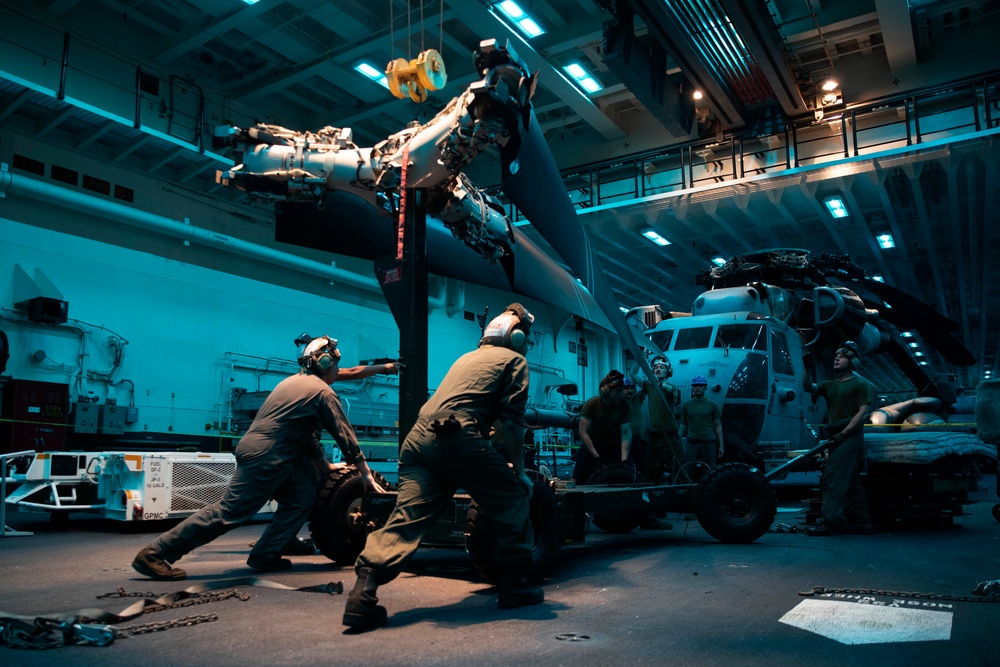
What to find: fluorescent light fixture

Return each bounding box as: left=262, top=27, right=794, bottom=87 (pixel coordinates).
left=918, top=361, right=929, bottom=366
left=908, top=342, right=919, bottom=348
left=498, top=0, right=524, bottom=18
left=242, top=0, right=260, bottom=4
left=914, top=352, right=924, bottom=357
left=495, top=1, right=546, bottom=38
left=641, top=228, right=670, bottom=246
left=872, top=275, right=884, bottom=282
left=354, top=62, right=388, bottom=88
left=562, top=62, right=603, bottom=95
left=517, top=17, right=544, bottom=38
left=901, top=331, right=914, bottom=338
left=824, top=196, right=849, bottom=218
left=877, top=233, right=896, bottom=249
left=711, top=257, right=726, bottom=266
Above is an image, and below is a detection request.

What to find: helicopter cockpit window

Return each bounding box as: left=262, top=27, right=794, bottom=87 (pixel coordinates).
left=714, top=324, right=767, bottom=351
left=648, top=330, right=674, bottom=352
left=673, top=327, right=713, bottom=350
left=770, top=329, right=795, bottom=376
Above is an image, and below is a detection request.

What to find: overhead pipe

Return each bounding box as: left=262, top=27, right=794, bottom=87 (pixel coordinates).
left=0, top=170, right=381, bottom=294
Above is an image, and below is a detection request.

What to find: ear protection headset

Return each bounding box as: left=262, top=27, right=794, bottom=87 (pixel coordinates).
left=301, top=336, right=340, bottom=374
left=480, top=303, right=535, bottom=352
left=836, top=341, right=861, bottom=369
left=651, top=355, right=672, bottom=376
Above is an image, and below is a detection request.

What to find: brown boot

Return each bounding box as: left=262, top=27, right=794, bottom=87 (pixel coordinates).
left=498, top=571, right=544, bottom=609
left=342, top=567, right=388, bottom=631
left=132, top=546, right=186, bottom=580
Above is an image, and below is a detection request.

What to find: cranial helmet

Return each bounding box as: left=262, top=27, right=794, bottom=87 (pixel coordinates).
left=651, top=355, right=673, bottom=376
left=600, top=370, right=626, bottom=391
left=479, top=303, right=535, bottom=353
left=299, top=335, right=341, bottom=374
left=691, top=374, right=708, bottom=386
left=836, top=340, right=862, bottom=369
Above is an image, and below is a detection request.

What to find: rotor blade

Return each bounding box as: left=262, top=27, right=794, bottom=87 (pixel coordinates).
left=273, top=191, right=610, bottom=328
left=857, top=278, right=958, bottom=331
left=853, top=278, right=975, bottom=366
left=501, top=109, right=658, bottom=382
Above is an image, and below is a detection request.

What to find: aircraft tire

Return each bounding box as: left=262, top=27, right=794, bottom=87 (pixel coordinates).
left=465, top=471, right=561, bottom=584
left=693, top=462, right=776, bottom=543
left=588, top=463, right=646, bottom=534
left=310, top=466, right=390, bottom=565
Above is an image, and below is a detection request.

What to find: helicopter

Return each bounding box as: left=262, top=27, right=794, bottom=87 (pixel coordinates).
left=626, top=248, right=995, bottom=524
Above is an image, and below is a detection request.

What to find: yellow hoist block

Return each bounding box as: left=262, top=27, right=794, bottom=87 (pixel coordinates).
left=386, top=49, right=448, bottom=103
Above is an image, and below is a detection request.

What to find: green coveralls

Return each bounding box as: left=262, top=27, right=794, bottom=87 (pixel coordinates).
left=572, top=395, right=631, bottom=483
left=642, top=378, right=685, bottom=483
left=153, top=373, right=363, bottom=563
left=356, top=344, right=533, bottom=581
left=817, top=376, right=873, bottom=528
left=681, top=396, right=721, bottom=468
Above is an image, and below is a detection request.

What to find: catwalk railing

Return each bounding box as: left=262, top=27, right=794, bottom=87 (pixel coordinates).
left=497, top=71, right=1000, bottom=219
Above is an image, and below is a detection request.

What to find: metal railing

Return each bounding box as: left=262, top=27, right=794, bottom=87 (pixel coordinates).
left=498, top=71, right=1000, bottom=216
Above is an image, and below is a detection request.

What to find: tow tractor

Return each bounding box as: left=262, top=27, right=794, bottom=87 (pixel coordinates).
left=1, top=449, right=245, bottom=535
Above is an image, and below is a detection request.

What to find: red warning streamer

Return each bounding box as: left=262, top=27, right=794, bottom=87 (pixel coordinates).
left=396, top=145, right=409, bottom=261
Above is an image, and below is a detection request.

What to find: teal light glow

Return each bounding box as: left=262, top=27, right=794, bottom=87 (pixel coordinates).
left=354, top=62, right=388, bottom=88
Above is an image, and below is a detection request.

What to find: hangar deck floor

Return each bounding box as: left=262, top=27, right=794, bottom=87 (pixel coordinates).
left=1, top=476, right=998, bottom=667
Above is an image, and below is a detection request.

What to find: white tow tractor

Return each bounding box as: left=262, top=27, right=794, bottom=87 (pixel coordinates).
left=1, top=450, right=240, bottom=526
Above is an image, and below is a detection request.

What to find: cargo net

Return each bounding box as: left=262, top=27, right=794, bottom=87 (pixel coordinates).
left=169, top=461, right=236, bottom=512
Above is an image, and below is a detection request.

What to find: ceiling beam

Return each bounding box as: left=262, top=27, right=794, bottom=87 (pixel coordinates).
left=860, top=166, right=919, bottom=292
left=946, top=157, right=973, bottom=366
left=901, top=161, right=950, bottom=318
left=443, top=0, right=626, bottom=141
left=977, top=150, right=999, bottom=379
left=47, top=0, right=84, bottom=14
left=152, top=0, right=288, bottom=66
left=146, top=147, right=187, bottom=174
left=112, top=134, right=154, bottom=161
left=226, top=9, right=458, bottom=102
left=796, top=180, right=851, bottom=254
left=0, top=88, right=34, bottom=124
left=620, top=0, right=746, bottom=128
left=76, top=120, right=117, bottom=150
left=700, top=198, right=754, bottom=253
left=35, top=107, right=76, bottom=137
left=728, top=188, right=784, bottom=247
left=722, top=0, right=808, bottom=116
left=835, top=177, right=894, bottom=279
left=873, top=0, right=918, bottom=73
